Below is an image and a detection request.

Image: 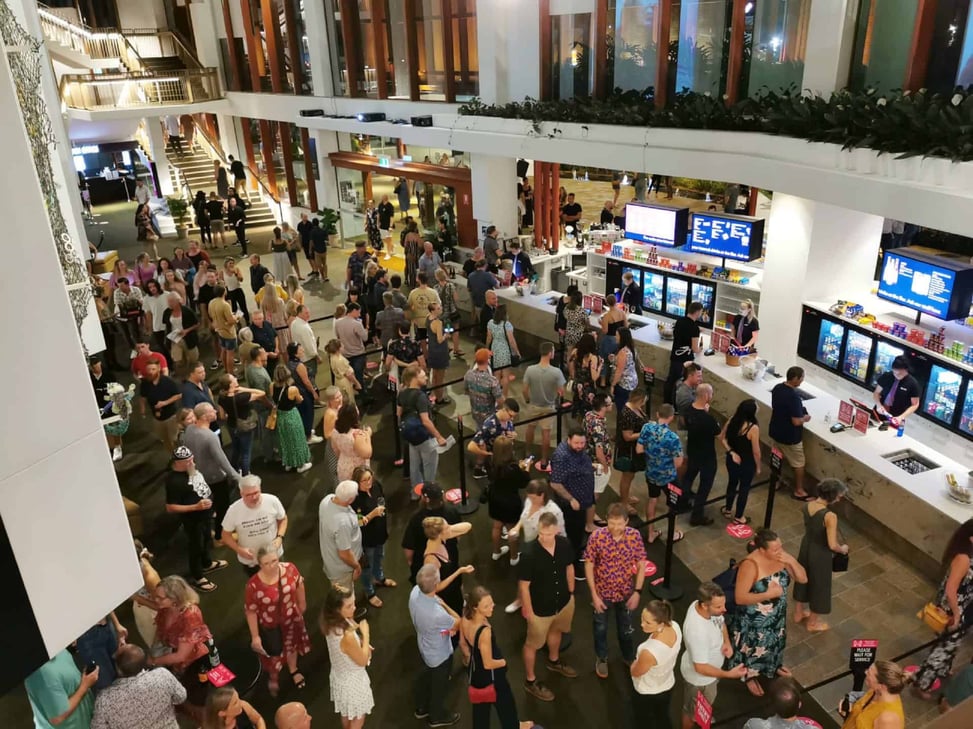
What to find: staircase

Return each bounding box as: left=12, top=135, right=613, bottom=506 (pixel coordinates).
left=166, top=140, right=279, bottom=235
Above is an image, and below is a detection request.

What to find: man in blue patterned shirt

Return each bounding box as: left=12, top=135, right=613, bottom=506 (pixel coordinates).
left=636, top=403, right=685, bottom=543
left=548, top=427, right=595, bottom=578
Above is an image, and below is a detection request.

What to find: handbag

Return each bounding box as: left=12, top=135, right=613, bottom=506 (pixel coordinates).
left=232, top=395, right=258, bottom=432
left=832, top=553, right=849, bottom=572
left=917, top=602, right=950, bottom=634
left=266, top=385, right=286, bottom=430
left=257, top=567, right=285, bottom=656
left=467, top=626, right=498, bottom=704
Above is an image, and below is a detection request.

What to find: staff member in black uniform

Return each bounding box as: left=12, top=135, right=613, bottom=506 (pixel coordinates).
left=501, top=239, right=535, bottom=279
left=617, top=270, right=642, bottom=315
left=730, top=298, right=760, bottom=351
left=664, top=301, right=703, bottom=404
left=872, top=355, right=921, bottom=421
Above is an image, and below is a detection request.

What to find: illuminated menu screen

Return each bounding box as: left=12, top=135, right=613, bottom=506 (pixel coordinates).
left=688, top=213, right=765, bottom=261
left=877, top=250, right=972, bottom=320
left=624, top=203, right=688, bottom=247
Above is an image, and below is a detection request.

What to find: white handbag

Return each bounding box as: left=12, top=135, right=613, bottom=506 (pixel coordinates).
left=593, top=464, right=611, bottom=494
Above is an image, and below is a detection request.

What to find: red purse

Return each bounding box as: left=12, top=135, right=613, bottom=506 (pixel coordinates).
left=467, top=625, right=497, bottom=704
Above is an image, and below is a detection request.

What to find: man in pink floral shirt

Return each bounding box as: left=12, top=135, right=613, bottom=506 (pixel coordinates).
left=584, top=503, right=648, bottom=679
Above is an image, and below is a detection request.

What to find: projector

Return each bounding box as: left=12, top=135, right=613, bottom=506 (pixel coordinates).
left=299, top=109, right=325, bottom=117
left=411, top=115, right=433, bottom=127
left=356, top=112, right=387, bottom=122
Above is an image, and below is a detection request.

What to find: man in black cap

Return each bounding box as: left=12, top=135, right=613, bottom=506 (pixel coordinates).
left=401, top=483, right=460, bottom=584
left=164, top=446, right=228, bottom=593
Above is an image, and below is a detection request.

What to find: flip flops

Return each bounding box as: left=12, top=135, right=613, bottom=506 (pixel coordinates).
left=193, top=578, right=217, bottom=592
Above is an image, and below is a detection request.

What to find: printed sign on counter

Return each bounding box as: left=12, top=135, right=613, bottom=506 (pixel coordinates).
left=853, top=408, right=870, bottom=435
left=711, top=328, right=731, bottom=354
left=838, top=400, right=855, bottom=426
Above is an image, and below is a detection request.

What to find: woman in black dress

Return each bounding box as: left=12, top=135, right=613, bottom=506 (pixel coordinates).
left=793, top=479, right=850, bottom=633
left=616, top=388, right=648, bottom=516
left=422, top=517, right=475, bottom=617
left=488, top=437, right=530, bottom=564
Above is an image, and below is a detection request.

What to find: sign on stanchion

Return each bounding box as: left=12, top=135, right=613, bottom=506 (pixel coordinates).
left=763, top=446, right=783, bottom=528
left=389, top=378, right=404, bottom=468
left=454, top=414, right=478, bottom=515
left=693, top=689, right=713, bottom=729
left=849, top=639, right=878, bottom=692
left=649, top=483, right=684, bottom=601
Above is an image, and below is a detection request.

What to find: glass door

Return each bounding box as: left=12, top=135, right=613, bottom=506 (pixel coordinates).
left=923, top=364, right=963, bottom=426
left=842, top=329, right=874, bottom=385
left=815, top=319, right=845, bottom=371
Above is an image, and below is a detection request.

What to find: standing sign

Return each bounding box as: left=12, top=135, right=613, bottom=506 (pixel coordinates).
left=849, top=639, right=879, bottom=672
left=693, top=690, right=713, bottom=729
left=667, top=483, right=683, bottom=508
left=853, top=408, right=870, bottom=435
left=770, top=447, right=783, bottom=476
left=838, top=400, right=855, bottom=426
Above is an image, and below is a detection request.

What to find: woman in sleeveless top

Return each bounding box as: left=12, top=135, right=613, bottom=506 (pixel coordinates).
left=728, top=528, right=808, bottom=697
left=486, top=304, right=520, bottom=371
left=321, top=386, right=343, bottom=485
left=131, top=540, right=160, bottom=647
left=841, top=661, right=906, bottom=729
left=422, top=516, right=474, bottom=616
left=320, top=585, right=374, bottom=726
left=720, top=399, right=763, bottom=525
left=427, top=303, right=452, bottom=404
left=570, top=334, right=602, bottom=419
left=271, top=363, right=312, bottom=473
left=598, top=296, right=627, bottom=385
left=403, top=222, right=422, bottom=288
left=631, top=600, right=682, bottom=729
left=610, top=327, right=639, bottom=411
left=330, top=403, right=372, bottom=482
left=202, top=687, right=264, bottom=729
left=270, top=226, right=290, bottom=282
left=285, top=342, right=319, bottom=441
left=222, top=257, right=249, bottom=325
left=794, top=479, right=850, bottom=632
left=460, top=586, right=528, bottom=729
left=913, top=518, right=973, bottom=696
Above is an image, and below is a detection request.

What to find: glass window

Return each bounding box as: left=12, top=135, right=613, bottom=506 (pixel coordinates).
left=671, top=0, right=731, bottom=96
left=849, top=0, right=920, bottom=92
left=607, top=0, right=662, bottom=94
left=450, top=0, right=479, bottom=100
left=285, top=0, right=313, bottom=94
left=743, top=0, right=809, bottom=97
left=551, top=13, right=594, bottom=100
left=416, top=0, right=447, bottom=100
left=325, top=0, right=350, bottom=95
left=387, top=0, right=412, bottom=98
left=927, top=0, right=972, bottom=92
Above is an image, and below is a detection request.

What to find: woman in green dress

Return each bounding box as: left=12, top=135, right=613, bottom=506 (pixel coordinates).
left=729, top=528, right=808, bottom=697
left=271, top=364, right=312, bottom=474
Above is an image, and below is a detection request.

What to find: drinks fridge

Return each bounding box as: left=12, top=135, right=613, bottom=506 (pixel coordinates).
left=873, top=341, right=905, bottom=386
left=959, top=387, right=973, bottom=435
left=665, top=278, right=688, bottom=317
left=923, top=364, right=962, bottom=426
left=691, top=281, right=716, bottom=326
left=816, top=320, right=845, bottom=371
left=843, top=330, right=873, bottom=384
left=643, top=271, right=664, bottom=312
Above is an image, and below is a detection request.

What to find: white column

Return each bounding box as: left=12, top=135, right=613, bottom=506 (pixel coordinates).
left=312, top=129, right=340, bottom=210
left=0, top=33, right=141, bottom=663
left=501, top=0, right=540, bottom=102
left=143, top=116, right=174, bottom=195
left=474, top=0, right=500, bottom=104
left=305, top=0, right=335, bottom=97
left=760, top=193, right=883, bottom=368
left=801, top=0, right=859, bottom=96
left=471, top=154, right=518, bottom=239
left=189, top=0, right=223, bottom=69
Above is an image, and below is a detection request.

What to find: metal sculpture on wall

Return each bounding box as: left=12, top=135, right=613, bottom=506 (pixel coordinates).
left=0, top=1, right=91, bottom=353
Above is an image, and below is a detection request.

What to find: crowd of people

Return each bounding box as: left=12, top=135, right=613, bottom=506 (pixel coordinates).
left=35, top=184, right=973, bottom=729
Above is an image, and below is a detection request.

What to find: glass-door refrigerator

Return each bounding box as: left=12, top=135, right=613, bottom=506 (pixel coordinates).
left=842, top=328, right=873, bottom=385
left=664, top=276, right=688, bottom=318
left=922, top=363, right=964, bottom=427
left=691, top=281, right=716, bottom=328
left=872, top=340, right=905, bottom=386
left=959, top=383, right=973, bottom=436
left=642, top=271, right=664, bottom=313
left=815, top=318, right=846, bottom=372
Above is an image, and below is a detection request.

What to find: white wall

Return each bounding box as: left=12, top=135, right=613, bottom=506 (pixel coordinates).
left=115, top=0, right=167, bottom=29
left=471, top=153, right=519, bottom=238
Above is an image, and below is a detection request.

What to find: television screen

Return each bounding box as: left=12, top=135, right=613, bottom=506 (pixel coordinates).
left=688, top=212, right=765, bottom=261
left=623, top=203, right=689, bottom=247
left=877, top=249, right=973, bottom=320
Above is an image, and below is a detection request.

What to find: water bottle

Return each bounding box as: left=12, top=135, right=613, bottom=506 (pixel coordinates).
left=896, top=420, right=905, bottom=438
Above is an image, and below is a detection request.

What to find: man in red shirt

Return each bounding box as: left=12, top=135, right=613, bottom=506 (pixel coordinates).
left=584, top=502, right=648, bottom=679
left=131, top=340, right=168, bottom=379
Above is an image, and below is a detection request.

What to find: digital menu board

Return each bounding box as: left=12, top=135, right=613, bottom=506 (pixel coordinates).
left=877, top=249, right=973, bottom=320
left=624, top=203, right=689, bottom=247
left=688, top=212, right=765, bottom=261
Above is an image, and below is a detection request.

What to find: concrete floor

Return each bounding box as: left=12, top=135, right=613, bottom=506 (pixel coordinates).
left=3, top=194, right=955, bottom=728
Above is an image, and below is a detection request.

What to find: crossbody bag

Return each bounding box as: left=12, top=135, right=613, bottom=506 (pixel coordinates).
left=467, top=625, right=497, bottom=704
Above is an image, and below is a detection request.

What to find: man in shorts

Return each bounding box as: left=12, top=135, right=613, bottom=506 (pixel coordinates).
left=522, top=341, right=566, bottom=470
left=518, top=512, right=577, bottom=701
left=769, top=366, right=813, bottom=500
left=208, top=285, right=238, bottom=374
left=681, top=582, right=746, bottom=729
left=310, top=218, right=329, bottom=282
left=636, top=403, right=684, bottom=542
left=406, top=271, right=441, bottom=358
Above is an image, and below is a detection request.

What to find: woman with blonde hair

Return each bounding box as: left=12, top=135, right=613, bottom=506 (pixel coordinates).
left=841, top=661, right=906, bottom=729
left=423, top=516, right=474, bottom=615
left=285, top=273, right=305, bottom=307
left=321, top=385, right=343, bottom=482
left=202, top=687, right=266, bottom=729
left=320, top=585, right=374, bottom=727
left=176, top=406, right=197, bottom=445
left=326, top=338, right=361, bottom=403
left=161, top=268, right=189, bottom=305
left=130, top=540, right=161, bottom=646
left=259, top=274, right=290, bottom=349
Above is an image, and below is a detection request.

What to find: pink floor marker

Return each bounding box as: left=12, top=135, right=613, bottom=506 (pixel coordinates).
left=444, top=488, right=462, bottom=504
left=726, top=523, right=755, bottom=539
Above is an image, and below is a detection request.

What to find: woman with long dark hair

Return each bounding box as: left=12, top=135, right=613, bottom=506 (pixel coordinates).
left=615, top=387, right=648, bottom=516
left=202, top=687, right=265, bottom=729
left=610, top=327, right=639, bottom=410
left=913, top=519, right=973, bottom=698
left=630, top=600, right=682, bottom=729
left=271, top=363, right=312, bottom=473
left=286, top=342, right=320, bottom=442
left=794, top=479, right=849, bottom=633
left=320, top=585, right=374, bottom=727
left=487, top=437, right=530, bottom=563
left=569, top=333, right=602, bottom=419
left=720, top=398, right=762, bottom=525
left=563, top=290, right=589, bottom=355
left=331, top=402, right=372, bottom=482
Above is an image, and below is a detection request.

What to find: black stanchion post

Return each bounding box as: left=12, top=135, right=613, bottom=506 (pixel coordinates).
left=556, top=402, right=565, bottom=445
left=763, top=447, right=782, bottom=529
left=390, top=380, right=403, bottom=468
left=455, top=414, right=478, bottom=515
left=649, top=483, right=684, bottom=601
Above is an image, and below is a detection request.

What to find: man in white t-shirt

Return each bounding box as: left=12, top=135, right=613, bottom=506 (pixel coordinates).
left=220, top=475, right=287, bottom=576
left=680, top=581, right=747, bottom=729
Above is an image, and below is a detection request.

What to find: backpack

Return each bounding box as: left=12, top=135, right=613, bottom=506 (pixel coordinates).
left=712, top=558, right=739, bottom=613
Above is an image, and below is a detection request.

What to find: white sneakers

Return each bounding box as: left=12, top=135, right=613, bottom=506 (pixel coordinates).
left=297, top=462, right=312, bottom=473
left=383, top=253, right=391, bottom=260
left=491, top=545, right=510, bottom=561
left=307, top=434, right=324, bottom=444
left=111, top=446, right=123, bottom=462
left=504, top=598, right=522, bottom=614
left=509, top=555, right=520, bottom=567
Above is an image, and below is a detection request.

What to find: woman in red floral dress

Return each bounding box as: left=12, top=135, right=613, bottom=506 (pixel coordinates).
left=245, top=544, right=311, bottom=696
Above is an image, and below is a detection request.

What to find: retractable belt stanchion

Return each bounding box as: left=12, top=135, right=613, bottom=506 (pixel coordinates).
left=763, top=447, right=783, bottom=529
left=455, top=414, right=478, bottom=515
left=649, top=483, right=684, bottom=601
left=389, top=378, right=403, bottom=469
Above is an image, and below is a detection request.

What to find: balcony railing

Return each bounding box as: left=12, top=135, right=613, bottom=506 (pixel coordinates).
left=122, top=30, right=203, bottom=70
left=59, top=68, right=222, bottom=110
left=37, top=7, right=144, bottom=73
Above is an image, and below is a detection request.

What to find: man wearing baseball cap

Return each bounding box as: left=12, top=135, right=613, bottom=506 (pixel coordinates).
left=401, top=483, right=460, bottom=585
left=164, top=446, right=228, bottom=592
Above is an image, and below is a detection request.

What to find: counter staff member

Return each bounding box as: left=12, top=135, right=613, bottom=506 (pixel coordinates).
left=617, top=271, right=642, bottom=315
left=501, top=239, right=535, bottom=279
left=664, top=301, right=704, bottom=404
left=731, top=299, right=759, bottom=351
left=873, top=355, right=921, bottom=421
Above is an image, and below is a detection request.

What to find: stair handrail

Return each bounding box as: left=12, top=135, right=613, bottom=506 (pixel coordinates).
left=189, top=118, right=284, bottom=222
left=37, top=6, right=146, bottom=74
left=120, top=29, right=203, bottom=71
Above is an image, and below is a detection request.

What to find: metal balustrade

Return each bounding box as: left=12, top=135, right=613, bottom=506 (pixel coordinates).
left=58, top=68, right=221, bottom=110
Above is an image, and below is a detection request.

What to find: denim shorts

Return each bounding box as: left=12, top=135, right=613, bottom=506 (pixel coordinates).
left=220, top=337, right=238, bottom=350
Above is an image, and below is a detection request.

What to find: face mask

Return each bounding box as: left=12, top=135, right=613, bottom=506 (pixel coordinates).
left=739, top=307, right=749, bottom=316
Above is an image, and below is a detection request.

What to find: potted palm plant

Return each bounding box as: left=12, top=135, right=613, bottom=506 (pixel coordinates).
left=316, top=207, right=341, bottom=246
left=166, top=195, right=191, bottom=240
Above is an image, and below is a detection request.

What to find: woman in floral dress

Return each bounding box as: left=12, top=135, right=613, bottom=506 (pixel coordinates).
left=569, top=333, right=602, bottom=419
left=728, top=528, right=808, bottom=697
left=364, top=200, right=382, bottom=253
left=245, top=545, right=311, bottom=697
left=321, top=584, right=374, bottom=728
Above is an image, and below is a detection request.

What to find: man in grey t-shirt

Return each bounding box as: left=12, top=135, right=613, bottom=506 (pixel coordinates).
left=318, top=480, right=362, bottom=591
left=483, top=226, right=500, bottom=270
left=522, top=341, right=566, bottom=469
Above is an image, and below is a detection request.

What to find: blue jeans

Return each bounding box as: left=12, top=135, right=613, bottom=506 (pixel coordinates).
left=304, top=359, right=318, bottom=390
left=230, top=427, right=254, bottom=475
left=349, top=354, right=366, bottom=394
left=360, top=544, right=386, bottom=597
left=593, top=600, right=636, bottom=662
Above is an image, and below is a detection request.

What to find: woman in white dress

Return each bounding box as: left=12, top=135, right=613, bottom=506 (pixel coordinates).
left=320, top=584, right=374, bottom=728
left=630, top=599, right=683, bottom=729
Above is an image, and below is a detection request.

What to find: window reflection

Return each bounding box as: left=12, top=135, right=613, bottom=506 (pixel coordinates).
left=607, top=0, right=662, bottom=94
left=671, top=0, right=729, bottom=96
left=849, top=0, right=919, bottom=92
left=744, top=0, right=809, bottom=97
left=551, top=13, right=594, bottom=100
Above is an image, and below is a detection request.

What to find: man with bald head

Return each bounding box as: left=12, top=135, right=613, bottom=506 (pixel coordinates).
left=275, top=702, right=312, bottom=729
left=91, top=644, right=186, bottom=728
left=682, top=382, right=722, bottom=528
